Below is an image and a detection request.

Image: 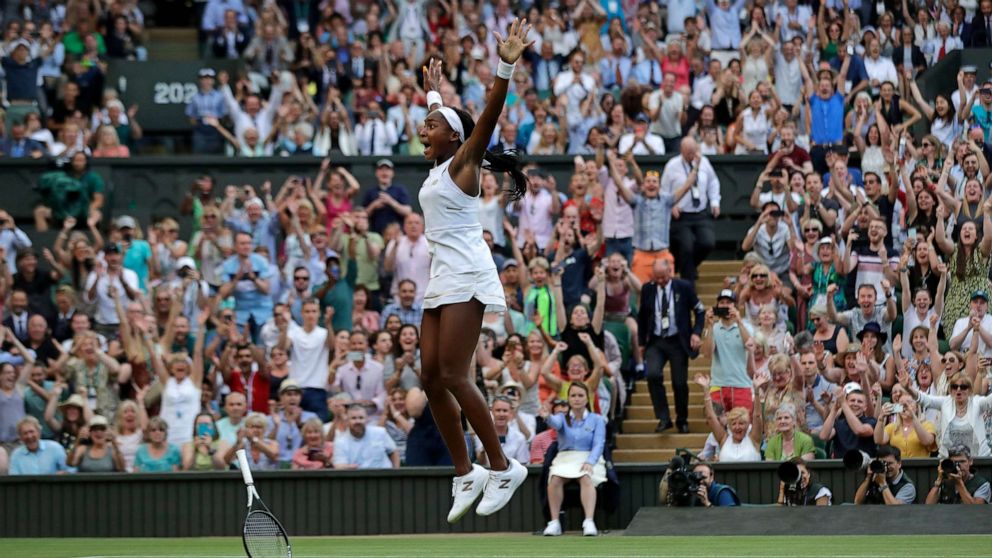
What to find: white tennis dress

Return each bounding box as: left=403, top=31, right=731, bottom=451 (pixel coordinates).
left=419, top=158, right=506, bottom=313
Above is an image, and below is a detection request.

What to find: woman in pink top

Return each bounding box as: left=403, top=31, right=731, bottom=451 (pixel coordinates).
left=316, top=159, right=360, bottom=232
left=92, top=125, right=130, bottom=158
left=660, top=41, right=690, bottom=90
left=290, top=418, right=334, bottom=469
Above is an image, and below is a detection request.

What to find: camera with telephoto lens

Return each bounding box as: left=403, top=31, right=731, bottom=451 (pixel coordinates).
left=940, top=458, right=959, bottom=475
left=777, top=461, right=804, bottom=506
left=666, top=453, right=705, bottom=507
left=844, top=450, right=886, bottom=474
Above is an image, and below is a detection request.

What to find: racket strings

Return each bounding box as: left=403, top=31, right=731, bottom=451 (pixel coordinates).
left=244, top=511, right=289, bottom=558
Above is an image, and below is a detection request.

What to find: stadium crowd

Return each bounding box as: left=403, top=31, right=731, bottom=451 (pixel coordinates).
left=0, top=0, right=990, bottom=516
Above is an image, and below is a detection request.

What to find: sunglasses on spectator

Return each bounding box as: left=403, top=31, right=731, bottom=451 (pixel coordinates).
left=165, top=228, right=179, bottom=233
left=803, top=228, right=819, bottom=233
left=751, top=273, right=768, bottom=279
left=221, top=314, right=234, bottom=321
left=950, top=383, right=971, bottom=391
left=294, top=275, right=309, bottom=281
left=921, top=142, right=932, bottom=147
left=940, top=357, right=958, bottom=363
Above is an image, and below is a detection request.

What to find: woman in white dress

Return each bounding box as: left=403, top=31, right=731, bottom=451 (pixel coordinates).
left=417, top=20, right=532, bottom=523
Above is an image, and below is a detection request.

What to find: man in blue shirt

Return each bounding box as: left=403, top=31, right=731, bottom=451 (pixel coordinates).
left=9, top=416, right=71, bottom=475
left=802, top=56, right=851, bottom=175
left=218, top=232, right=275, bottom=341
left=225, top=197, right=280, bottom=265
left=361, top=159, right=412, bottom=234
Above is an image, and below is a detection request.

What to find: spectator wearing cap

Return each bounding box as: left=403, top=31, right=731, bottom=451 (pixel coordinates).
left=110, top=215, right=156, bottom=293
left=333, top=403, right=399, bottom=469
left=186, top=68, right=228, bottom=154
left=966, top=80, right=992, bottom=142
left=9, top=416, right=70, bottom=475
left=361, top=159, right=412, bottom=235
left=820, top=382, right=878, bottom=458
left=68, top=414, right=124, bottom=472
left=83, top=243, right=140, bottom=337
left=619, top=113, right=665, bottom=156
left=742, top=201, right=795, bottom=280
left=949, top=290, right=992, bottom=358
left=263, top=379, right=317, bottom=465
left=926, top=444, right=991, bottom=504
left=952, top=66, right=981, bottom=115
left=661, top=136, right=720, bottom=284
left=701, top=289, right=754, bottom=412
left=801, top=59, right=849, bottom=175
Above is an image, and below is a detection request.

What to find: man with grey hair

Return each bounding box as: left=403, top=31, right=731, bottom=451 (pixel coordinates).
left=660, top=136, right=720, bottom=284
left=925, top=444, right=991, bottom=504
left=224, top=195, right=279, bottom=265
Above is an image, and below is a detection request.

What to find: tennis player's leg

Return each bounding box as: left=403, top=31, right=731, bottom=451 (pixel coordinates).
left=421, top=306, right=490, bottom=523
left=433, top=300, right=527, bottom=516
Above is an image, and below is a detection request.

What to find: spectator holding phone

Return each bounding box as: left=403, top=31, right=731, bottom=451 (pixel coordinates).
left=701, top=289, right=753, bottom=412
left=742, top=203, right=794, bottom=281
left=181, top=412, right=223, bottom=471
left=873, top=383, right=937, bottom=458
left=291, top=418, right=334, bottom=470
left=925, top=444, right=991, bottom=504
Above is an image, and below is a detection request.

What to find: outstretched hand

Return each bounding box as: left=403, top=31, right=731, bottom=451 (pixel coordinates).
left=494, top=18, right=534, bottom=65
left=423, top=58, right=443, bottom=93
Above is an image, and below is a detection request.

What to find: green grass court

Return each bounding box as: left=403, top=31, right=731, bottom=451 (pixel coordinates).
left=6, top=535, right=991, bottom=558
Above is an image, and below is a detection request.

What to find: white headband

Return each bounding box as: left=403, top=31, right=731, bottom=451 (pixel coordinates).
left=434, top=107, right=465, bottom=141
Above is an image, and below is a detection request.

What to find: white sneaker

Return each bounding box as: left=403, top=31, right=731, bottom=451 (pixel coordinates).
left=447, top=464, right=489, bottom=523
left=582, top=518, right=598, bottom=537
left=476, top=458, right=528, bottom=516
left=543, top=519, right=562, bottom=536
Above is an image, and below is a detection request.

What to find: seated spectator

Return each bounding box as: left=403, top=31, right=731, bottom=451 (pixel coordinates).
left=291, top=417, right=334, bottom=470
left=379, top=279, right=424, bottom=329
left=0, top=120, right=45, bottom=159
left=68, top=414, right=124, bottom=472
left=530, top=398, right=569, bottom=465
left=217, top=412, right=279, bottom=470
left=379, top=387, right=412, bottom=464
left=475, top=396, right=530, bottom=468
left=854, top=446, right=916, bottom=505
left=92, top=125, right=129, bottom=157
left=181, top=412, right=223, bottom=471
left=873, top=389, right=937, bottom=458
left=133, top=417, right=182, bottom=472
left=764, top=403, right=816, bottom=461
left=925, top=444, right=991, bottom=504
left=9, top=416, right=70, bottom=475
left=696, top=374, right=762, bottom=462
left=332, top=404, right=399, bottom=469
left=777, top=458, right=832, bottom=506
left=216, top=392, right=248, bottom=445
left=820, top=384, right=878, bottom=459
left=112, top=396, right=148, bottom=472
left=540, top=383, right=607, bottom=537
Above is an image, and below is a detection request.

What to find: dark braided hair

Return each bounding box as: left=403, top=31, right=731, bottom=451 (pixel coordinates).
left=451, top=107, right=529, bottom=201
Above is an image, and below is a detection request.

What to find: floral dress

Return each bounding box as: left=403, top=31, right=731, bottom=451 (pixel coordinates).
left=942, top=247, right=992, bottom=327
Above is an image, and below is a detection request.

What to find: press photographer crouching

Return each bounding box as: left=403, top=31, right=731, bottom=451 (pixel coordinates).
left=659, top=456, right=740, bottom=507
left=776, top=458, right=832, bottom=506
left=852, top=446, right=917, bottom=505
left=925, top=445, right=991, bottom=505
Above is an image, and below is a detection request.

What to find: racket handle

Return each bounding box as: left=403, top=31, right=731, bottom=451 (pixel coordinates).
left=236, top=449, right=255, bottom=486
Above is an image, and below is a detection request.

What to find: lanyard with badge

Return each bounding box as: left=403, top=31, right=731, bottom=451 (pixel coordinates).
left=683, top=160, right=701, bottom=208
left=656, top=284, right=671, bottom=332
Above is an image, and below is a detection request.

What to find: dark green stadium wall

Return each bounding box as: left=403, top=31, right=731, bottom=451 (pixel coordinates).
left=1, top=460, right=989, bottom=537
left=0, top=155, right=766, bottom=255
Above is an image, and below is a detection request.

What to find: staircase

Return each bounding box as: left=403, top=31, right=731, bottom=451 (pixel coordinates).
left=613, top=260, right=741, bottom=464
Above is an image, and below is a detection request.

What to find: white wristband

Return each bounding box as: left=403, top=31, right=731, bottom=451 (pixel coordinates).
left=497, top=60, right=516, bottom=80
left=426, top=91, right=443, bottom=108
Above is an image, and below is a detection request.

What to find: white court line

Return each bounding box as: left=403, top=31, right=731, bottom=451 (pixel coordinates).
left=76, top=555, right=979, bottom=558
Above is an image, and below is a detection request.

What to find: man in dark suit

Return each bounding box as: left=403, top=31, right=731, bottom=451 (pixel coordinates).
left=970, top=0, right=992, bottom=47
left=637, top=259, right=705, bottom=433
left=210, top=9, right=249, bottom=59
left=892, top=27, right=927, bottom=76
left=3, top=288, right=33, bottom=344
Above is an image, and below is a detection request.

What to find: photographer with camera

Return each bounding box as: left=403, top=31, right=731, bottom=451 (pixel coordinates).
left=925, top=445, right=991, bottom=504
left=659, top=459, right=741, bottom=507
left=777, top=458, right=832, bottom=506
left=854, top=446, right=917, bottom=505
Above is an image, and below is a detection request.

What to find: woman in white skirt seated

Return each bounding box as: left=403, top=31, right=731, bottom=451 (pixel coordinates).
left=540, top=382, right=607, bottom=537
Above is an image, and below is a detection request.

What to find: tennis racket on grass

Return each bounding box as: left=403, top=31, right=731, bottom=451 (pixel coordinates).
left=237, top=448, right=292, bottom=558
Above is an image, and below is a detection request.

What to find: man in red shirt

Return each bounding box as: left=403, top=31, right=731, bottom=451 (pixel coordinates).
left=221, top=341, right=270, bottom=413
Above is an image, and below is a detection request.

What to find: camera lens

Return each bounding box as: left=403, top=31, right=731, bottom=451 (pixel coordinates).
left=940, top=458, right=958, bottom=474
left=869, top=459, right=886, bottom=474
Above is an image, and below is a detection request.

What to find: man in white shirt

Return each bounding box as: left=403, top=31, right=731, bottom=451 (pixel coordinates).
left=953, top=65, right=980, bottom=112
left=355, top=102, right=398, bottom=156
left=277, top=301, right=335, bottom=421
left=218, top=70, right=286, bottom=145
left=0, top=210, right=31, bottom=269
left=386, top=86, right=427, bottom=152
left=926, top=21, right=963, bottom=66
left=774, top=41, right=803, bottom=108
left=618, top=114, right=666, bottom=155
left=691, top=59, right=721, bottom=111
left=648, top=72, right=689, bottom=153
left=332, top=405, right=399, bottom=469
left=83, top=244, right=140, bottom=338
left=661, top=137, right=720, bottom=284
left=510, top=170, right=561, bottom=251
left=384, top=213, right=430, bottom=303
left=863, top=38, right=898, bottom=91
left=949, top=291, right=992, bottom=358
left=552, top=51, right=596, bottom=116
left=776, top=0, right=812, bottom=42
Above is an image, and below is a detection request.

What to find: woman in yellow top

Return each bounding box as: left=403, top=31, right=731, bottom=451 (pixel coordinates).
left=872, top=385, right=937, bottom=458
left=540, top=334, right=607, bottom=416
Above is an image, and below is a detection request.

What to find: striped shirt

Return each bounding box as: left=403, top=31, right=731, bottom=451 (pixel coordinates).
left=185, top=89, right=227, bottom=121
left=633, top=192, right=675, bottom=251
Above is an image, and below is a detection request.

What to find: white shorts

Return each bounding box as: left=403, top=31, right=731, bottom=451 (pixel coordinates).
left=422, top=269, right=506, bottom=314
left=549, top=450, right=607, bottom=487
